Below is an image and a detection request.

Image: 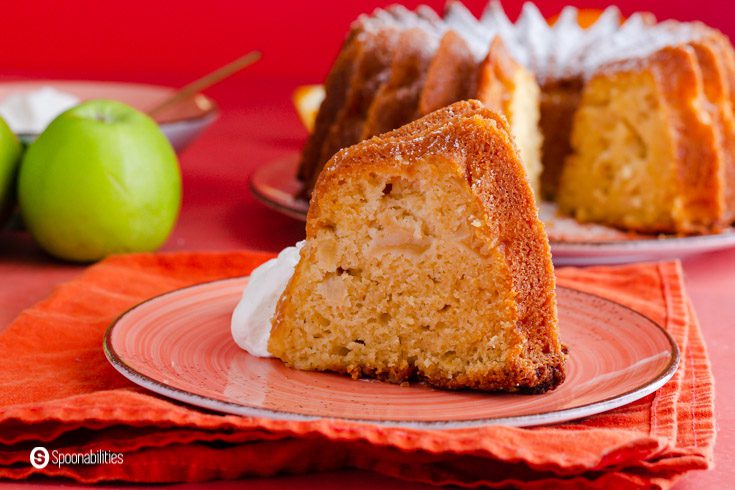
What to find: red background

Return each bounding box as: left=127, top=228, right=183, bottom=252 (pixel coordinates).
left=3, top=0, right=733, bottom=84
left=0, top=1, right=733, bottom=489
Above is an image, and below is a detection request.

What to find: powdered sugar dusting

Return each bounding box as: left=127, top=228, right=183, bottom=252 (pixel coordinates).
left=445, top=2, right=492, bottom=60
left=351, top=1, right=708, bottom=84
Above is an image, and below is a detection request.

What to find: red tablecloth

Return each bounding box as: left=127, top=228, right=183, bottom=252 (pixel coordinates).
left=1, top=1, right=733, bottom=487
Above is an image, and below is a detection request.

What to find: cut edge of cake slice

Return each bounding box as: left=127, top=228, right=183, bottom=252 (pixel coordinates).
left=476, top=36, right=543, bottom=197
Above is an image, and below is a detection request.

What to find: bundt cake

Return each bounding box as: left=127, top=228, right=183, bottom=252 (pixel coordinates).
left=295, top=1, right=735, bottom=235
left=268, top=101, right=566, bottom=393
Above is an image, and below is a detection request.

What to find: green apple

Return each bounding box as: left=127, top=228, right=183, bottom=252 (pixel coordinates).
left=18, top=99, right=181, bottom=262
left=0, top=116, right=22, bottom=227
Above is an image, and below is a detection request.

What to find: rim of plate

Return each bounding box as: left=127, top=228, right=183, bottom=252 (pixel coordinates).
left=248, top=155, right=735, bottom=249
left=0, top=79, right=219, bottom=135
left=550, top=228, right=735, bottom=248
left=248, top=174, right=310, bottom=222
left=103, top=278, right=680, bottom=429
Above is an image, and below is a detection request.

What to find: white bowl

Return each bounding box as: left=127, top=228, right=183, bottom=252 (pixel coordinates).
left=0, top=80, right=219, bottom=152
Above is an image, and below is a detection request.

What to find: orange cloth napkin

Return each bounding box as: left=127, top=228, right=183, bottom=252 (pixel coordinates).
left=0, top=252, right=714, bottom=488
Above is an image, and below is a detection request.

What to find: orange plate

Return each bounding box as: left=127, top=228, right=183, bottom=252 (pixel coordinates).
left=105, top=277, right=678, bottom=428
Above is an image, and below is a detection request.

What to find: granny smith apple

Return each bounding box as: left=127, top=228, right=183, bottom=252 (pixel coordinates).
left=0, top=115, right=22, bottom=227
left=18, top=99, right=181, bottom=262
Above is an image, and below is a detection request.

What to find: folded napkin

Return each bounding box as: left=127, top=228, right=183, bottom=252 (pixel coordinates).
left=0, top=253, right=714, bottom=488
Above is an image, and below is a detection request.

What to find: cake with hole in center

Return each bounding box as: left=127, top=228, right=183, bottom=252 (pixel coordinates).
left=296, top=1, right=735, bottom=234
left=268, top=101, right=566, bottom=393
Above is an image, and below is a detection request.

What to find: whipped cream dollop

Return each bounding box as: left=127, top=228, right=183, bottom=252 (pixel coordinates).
left=230, top=241, right=305, bottom=357
left=0, top=86, right=80, bottom=134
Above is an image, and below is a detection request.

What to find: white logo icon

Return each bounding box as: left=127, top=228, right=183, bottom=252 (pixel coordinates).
left=30, top=447, right=49, bottom=469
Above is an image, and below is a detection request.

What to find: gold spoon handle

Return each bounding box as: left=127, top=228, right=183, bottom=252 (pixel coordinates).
left=147, top=50, right=261, bottom=117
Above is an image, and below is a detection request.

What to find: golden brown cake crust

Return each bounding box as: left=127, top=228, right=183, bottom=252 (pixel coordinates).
left=297, top=36, right=359, bottom=184
left=361, top=28, right=436, bottom=139
left=695, top=30, right=735, bottom=226
left=649, top=43, right=723, bottom=232
left=299, top=26, right=401, bottom=198
left=317, top=27, right=401, bottom=173
left=417, top=30, right=477, bottom=116
left=275, top=101, right=566, bottom=393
